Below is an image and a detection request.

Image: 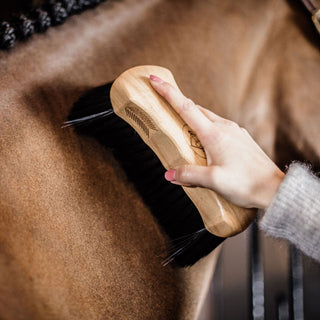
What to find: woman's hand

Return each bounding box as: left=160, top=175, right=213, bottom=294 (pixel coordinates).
left=149, top=74, right=285, bottom=210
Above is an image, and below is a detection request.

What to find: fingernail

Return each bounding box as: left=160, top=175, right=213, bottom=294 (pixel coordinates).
left=150, top=74, right=164, bottom=83
left=165, top=169, right=176, bottom=181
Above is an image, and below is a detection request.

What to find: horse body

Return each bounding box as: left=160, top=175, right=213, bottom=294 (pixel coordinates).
left=0, top=0, right=319, bottom=319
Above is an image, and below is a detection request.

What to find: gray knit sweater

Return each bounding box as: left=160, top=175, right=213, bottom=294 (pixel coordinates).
left=260, top=163, right=320, bottom=262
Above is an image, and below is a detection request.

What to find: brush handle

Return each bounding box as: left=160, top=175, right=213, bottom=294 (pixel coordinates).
left=110, top=65, right=256, bottom=237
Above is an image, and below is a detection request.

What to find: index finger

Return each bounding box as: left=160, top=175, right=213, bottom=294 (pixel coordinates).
left=149, top=75, right=212, bottom=139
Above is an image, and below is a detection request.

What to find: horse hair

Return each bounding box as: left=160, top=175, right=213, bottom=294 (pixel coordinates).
left=0, top=0, right=108, bottom=49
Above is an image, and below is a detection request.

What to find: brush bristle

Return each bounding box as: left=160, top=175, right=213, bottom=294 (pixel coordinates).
left=66, top=83, right=225, bottom=267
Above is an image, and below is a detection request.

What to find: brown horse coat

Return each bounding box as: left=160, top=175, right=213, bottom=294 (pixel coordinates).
left=0, top=0, right=319, bottom=319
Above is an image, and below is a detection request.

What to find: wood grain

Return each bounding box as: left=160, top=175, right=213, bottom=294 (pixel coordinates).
left=111, top=65, right=256, bottom=237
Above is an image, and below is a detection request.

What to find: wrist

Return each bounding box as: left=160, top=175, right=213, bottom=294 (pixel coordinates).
left=252, top=168, right=285, bottom=210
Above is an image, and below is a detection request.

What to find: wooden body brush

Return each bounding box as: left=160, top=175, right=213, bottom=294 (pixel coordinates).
left=64, top=65, right=256, bottom=266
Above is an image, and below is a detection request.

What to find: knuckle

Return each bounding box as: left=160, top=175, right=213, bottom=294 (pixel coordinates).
left=161, top=82, right=173, bottom=99
left=205, top=127, right=223, bottom=144
left=162, top=82, right=171, bottom=91
left=181, top=98, right=196, bottom=113
left=217, top=120, right=240, bottom=141
left=226, top=119, right=239, bottom=128
left=198, top=131, right=213, bottom=144
left=208, top=167, right=217, bottom=186
left=176, top=165, right=191, bottom=181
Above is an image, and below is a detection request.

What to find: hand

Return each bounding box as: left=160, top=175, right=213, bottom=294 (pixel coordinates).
left=149, top=74, right=285, bottom=209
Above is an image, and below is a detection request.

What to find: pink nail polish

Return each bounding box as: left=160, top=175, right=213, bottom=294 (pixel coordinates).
left=150, top=74, right=164, bottom=83
left=165, top=170, right=176, bottom=181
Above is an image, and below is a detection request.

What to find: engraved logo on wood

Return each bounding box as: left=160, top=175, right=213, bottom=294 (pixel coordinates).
left=182, top=124, right=206, bottom=159
left=125, top=105, right=158, bottom=138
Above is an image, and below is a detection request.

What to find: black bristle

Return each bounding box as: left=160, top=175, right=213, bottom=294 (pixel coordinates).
left=66, top=83, right=225, bottom=267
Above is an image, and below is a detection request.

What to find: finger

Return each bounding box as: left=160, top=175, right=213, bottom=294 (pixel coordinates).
left=241, top=127, right=272, bottom=159
left=241, top=127, right=250, bottom=136
left=164, top=165, right=212, bottom=189
left=149, top=75, right=212, bottom=137
left=198, top=106, right=228, bottom=123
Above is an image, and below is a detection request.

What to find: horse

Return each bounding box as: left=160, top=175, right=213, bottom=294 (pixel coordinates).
left=0, top=0, right=319, bottom=319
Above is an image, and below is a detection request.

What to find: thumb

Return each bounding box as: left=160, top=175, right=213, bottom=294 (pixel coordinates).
left=165, top=165, right=212, bottom=188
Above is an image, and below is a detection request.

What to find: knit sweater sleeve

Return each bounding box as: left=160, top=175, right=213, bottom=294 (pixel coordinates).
left=259, top=162, right=320, bottom=262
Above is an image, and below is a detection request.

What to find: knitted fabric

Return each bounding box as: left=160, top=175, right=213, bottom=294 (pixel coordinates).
left=260, top=162, right=320, bottom=262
